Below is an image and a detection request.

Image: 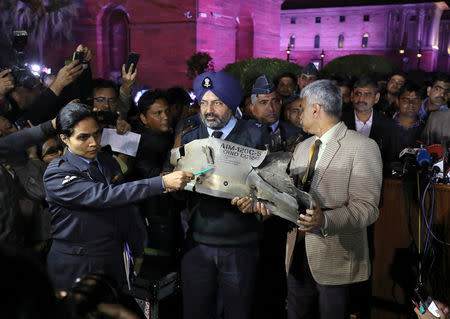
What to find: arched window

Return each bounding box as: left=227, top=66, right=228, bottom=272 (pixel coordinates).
left=97, top=4, right=130, bottom=79
left=314, top=35, right=320, bottom=48
left=289, top=35, right=296, bottom=49
left=338, top=34, right=344, bottom=48
left=362, top=33, right=369, bottom=48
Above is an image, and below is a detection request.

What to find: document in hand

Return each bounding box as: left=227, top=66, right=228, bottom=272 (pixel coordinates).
left=101, top=128, right=141, bottom=157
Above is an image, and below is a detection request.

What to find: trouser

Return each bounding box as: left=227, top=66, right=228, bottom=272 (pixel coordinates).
left=181, top=243, right=259, bottom=319
left=287, top=240, right=349, bottom=319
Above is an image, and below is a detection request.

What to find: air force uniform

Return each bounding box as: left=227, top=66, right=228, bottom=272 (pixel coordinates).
left=44, top=149, right=164, bottom=290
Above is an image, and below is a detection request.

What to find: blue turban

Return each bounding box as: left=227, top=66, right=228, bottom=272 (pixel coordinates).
left=194, top=71, right=242, bottom=110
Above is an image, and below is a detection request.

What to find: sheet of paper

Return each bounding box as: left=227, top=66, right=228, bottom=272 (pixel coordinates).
left=101, top=128, right=141, bottom=157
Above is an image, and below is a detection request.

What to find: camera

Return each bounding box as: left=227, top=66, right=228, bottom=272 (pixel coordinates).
left=2, top=30, right=41, bottom=90
left=59, top=271, right=121, bottom=319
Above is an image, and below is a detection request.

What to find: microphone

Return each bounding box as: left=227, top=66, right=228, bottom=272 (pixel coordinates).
left=416, top=149, right=431, bottom=169
left=426, top=144, right=444, bottom=161
left=399, top=147, right=420, bottom=176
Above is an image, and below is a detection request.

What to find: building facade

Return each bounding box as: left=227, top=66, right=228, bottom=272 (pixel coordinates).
left=280, top=1, right=449, bottom=72
left=41, top=0, right=282, bottom=90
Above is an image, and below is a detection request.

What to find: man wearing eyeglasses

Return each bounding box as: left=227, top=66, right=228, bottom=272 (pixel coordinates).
left=376, top=72, right=406, bottom=117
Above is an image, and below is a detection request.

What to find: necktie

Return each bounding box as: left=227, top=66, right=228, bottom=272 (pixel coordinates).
left=302, top=139, right=322, bottom=192
left=89, top=160, right=107, bottom=184
left=211, top=130, right=223, bottom=138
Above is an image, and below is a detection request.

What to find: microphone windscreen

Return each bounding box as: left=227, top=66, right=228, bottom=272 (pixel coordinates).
left=417, top=149, right=431, bottom=167
left=426, top=144, right=444, bottom=160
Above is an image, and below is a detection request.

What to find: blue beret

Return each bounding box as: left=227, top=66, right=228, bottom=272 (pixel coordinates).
left=252, top=75, right=275, bottom=95
left=194, top=71, right=242, bottom=110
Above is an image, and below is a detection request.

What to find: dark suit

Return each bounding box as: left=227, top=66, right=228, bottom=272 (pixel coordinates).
left=341, top=109, right=393, bottom=155
left=44, top=150, right=164, bottom=290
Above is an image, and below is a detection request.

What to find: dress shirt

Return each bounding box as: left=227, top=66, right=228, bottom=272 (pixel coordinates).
left=206, top=116, right=237, bottom=139
left=312, top=122, right=341, bottom=230
left=354, top=110, right=373, bottom=137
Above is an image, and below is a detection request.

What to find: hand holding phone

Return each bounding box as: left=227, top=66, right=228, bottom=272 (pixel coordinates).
left=73, top=51, right=85, bottom=65
left=125, top=53, right=140, bottom=74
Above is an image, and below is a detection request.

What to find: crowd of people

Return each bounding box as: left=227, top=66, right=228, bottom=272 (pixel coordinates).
left=0, top=43, right=449, bottom=319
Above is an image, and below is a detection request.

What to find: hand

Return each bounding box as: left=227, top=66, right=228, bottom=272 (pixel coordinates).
left=75, top=44, right=92, bottom=63
left=414, top=301, right=449, bottom=319
left=162, top=171, right=194, bottom=191
left=231, top=197, right=271, bottom=215
left=121, top=63, right=137, bottom=96
left=116, top=113, right=131, bottom=135
left=0, top=69, right=14, bottom=97
left=297, top=200, right=325, bottom=232
left=50, top=60, right=84, bottom=96
left=26, top=145, right=39, bottom=160
left=51, top=118, right=57, bottom=130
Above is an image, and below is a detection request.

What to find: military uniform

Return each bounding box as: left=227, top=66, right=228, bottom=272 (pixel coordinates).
left=180, top=118, right=269, bottom=319
left=44, top=150, right=164, bottom=290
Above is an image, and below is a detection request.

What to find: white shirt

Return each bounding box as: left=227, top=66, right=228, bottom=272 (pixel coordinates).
left=354, top=110, right=373, bottom=137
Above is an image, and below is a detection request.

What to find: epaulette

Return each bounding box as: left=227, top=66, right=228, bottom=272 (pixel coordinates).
left=181, top=123, right=199, bottom=138
left=47, top=156, right=66, bottom=169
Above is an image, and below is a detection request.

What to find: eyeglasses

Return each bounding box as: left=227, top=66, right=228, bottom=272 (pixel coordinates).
left=93, top=97, right=118, bottom=105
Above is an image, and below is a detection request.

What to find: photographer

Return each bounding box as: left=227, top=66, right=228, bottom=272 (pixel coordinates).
left=1, top=44, right=92, bottom=126
left=0, top=118, right=56, bottom=246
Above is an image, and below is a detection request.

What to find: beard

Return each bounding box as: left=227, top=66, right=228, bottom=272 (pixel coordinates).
left=200, top=110, right=232, bottom=129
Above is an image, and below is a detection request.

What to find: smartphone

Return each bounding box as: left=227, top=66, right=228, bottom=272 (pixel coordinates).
left=72, top=51, right=85, bottom=64
left=125, top=52, right=140, bottom=73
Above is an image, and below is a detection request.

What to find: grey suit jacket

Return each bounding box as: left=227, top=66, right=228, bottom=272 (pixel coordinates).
left=286, top=121, right=382, bottom=285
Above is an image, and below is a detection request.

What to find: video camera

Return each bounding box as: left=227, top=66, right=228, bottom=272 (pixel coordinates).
left=58, top=270, right=121, bottom=319
left=0, top=30, right=41, bottom=90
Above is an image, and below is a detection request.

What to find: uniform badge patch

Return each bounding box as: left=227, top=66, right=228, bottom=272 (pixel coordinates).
left=62, top=175, right=77, bottom=185
left=202, top=77, right=212, bottom=89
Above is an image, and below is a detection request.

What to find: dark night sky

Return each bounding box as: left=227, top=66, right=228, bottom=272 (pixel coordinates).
left=282, top=0, right=450, bottom=9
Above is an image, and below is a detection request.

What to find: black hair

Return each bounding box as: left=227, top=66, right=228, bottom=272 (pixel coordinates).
left=137, top=89, right=168, bottom=114
left=398, top=82, right=425, bottom=99
left=91, top=78, right=119, bottom=96
left=56, top=102, right=95, bottom=138
left=430, top=72, right=450, bottom=87
left=274, top=72, right=297, bottom=88
left=167, top=86, right=192, bottom=107
left=353, top=77, right=379, bottom=94
left=388, top=72, right=407, bottom=81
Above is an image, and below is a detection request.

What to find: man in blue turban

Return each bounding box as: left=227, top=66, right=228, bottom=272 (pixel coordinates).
left=179, top=70, right=270, bottom=319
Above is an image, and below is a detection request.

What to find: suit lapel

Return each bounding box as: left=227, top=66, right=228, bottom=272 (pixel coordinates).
left=313, top=122, right=346, bottom=186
